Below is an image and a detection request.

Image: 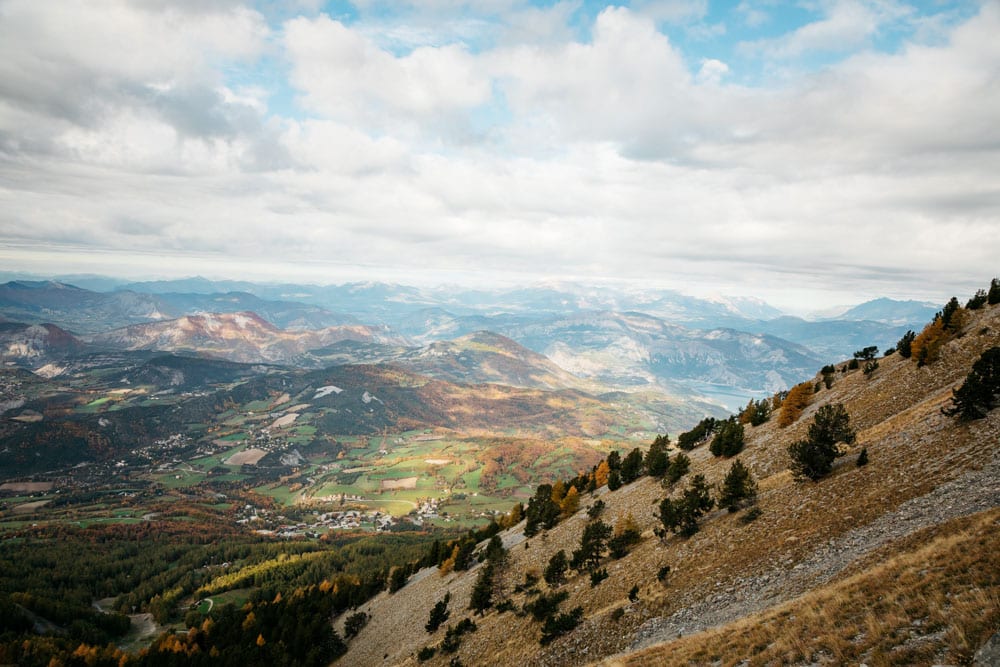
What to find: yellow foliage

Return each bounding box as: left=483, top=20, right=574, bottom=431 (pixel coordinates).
left=242, top=611, right=257, bottom=631
left=594, top=461, right=611, bottom=487
left=439, top=545, right=459, bottom=575
left=560, top=486, right=579, bottom=517
left=778, top=382, right=813, bottom=427
left=615, top=513, right=639, bottom=537
left=256, top=633, right=266, bottom=647
left=912, top=318, right=946, bottom=365
left=550, top=480, right=566, bottom=504
left=319, top=579, right=333, bottom=593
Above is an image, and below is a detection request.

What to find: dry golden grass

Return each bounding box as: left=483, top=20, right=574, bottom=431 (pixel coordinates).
left=607, top=508, right=1000, bottom=667
left=340, top=304, right=1000, bottom=667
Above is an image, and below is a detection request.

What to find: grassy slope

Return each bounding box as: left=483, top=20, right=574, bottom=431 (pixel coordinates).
left=338, top=303, right=1000, bottom=667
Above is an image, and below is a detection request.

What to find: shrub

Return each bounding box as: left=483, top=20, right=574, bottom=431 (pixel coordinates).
left=739, top=506, right=762, bottom=524
left=628, top=585, right=639, bottom=602
left=656, top=565, right=671, bottom=582
left=863, top=360, right=879, bottom=376
left=539, top=606, right=583, bottom=645
left=856, top=447, right=869, bottom=467
left=524, top=591, right=567, bottom=622
left=344, top=611, right=368, bottom=639
left=611, top=607, right=625, bottom=621
left=989, top=278, right=1000, bottom=305
left=587, top=500, right=605, bottom=519
left=943, top=346, right=1000, bottom=420
left=417, top=646, right=436, bottom=662
left=589, top=569, right=608, bottom=587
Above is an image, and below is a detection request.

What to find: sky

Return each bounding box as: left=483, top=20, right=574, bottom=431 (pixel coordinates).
left=0, top=0, right=997, bottom=313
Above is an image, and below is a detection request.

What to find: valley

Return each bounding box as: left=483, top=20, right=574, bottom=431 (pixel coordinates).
left=0, top=275, right=994, bottom=667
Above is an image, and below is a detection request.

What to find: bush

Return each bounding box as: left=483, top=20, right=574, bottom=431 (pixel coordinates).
left=539, top=606, right=583, bottom=645
left=943, top=347, right=1000, bottom=420
left=656, top=565, right=671, bottom=582
left=863, top=360, right=879, bottom=376
left=854, top=346, right=878, bottom=361
left=589, top=568, right=609, bottom=587
left=417, top=646, right=436, bottom=662
left=989, top=278, right=1000, bottom=305
left=587, top=500, right=605, bottom=518
left=856, top=447, right=869, bottom=467
left=344, top=611, right=368, bottom=639
left=524, top=591, right=567, bottom=622
left=628, top=585, right=639, bottom=602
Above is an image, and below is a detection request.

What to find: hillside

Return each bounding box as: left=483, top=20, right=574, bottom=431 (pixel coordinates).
left=89, top=312, right=402, bottom=365
left=338, top=302, right=1000, bottom=666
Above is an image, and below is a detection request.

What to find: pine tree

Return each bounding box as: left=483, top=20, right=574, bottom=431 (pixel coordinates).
left=788, top=403, right=855, bottom=481
left=709, top=417, right=745, bottom=457
left=717, top=459, right=758, bottom=512
left=896, top=330, right=916, bottom=358
left=644, top=435, right=670, bottom=477
left=543, top=550, right=569, bottom=587
left=943, top=347, right=1000, bottom=420
left=426, top=593, right=451, bottom=633
left=570, top=521, right=612, bottom=573
left=620, top=448, right=645, bottom=483
left=658, top=474, right=714, bottom=537
left=469, top=564, right=494, bottom=615
left=989, top=278, right=1000, bottom=305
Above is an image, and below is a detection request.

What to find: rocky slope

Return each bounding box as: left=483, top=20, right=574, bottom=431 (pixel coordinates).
left=337, top=301, right=1000, bottom=666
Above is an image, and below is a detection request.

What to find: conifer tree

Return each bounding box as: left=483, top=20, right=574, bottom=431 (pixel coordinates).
left=989, top=278, right=1000, bottom=305
left=644, top=435, right=670, bottom=477
left=426, top=593, right=451, bottom=633
left=788, top=403, right=855, bottom=481
left=543, top=550, right=569, bottom=587
left=943, top=347, right=1000, bottom=420
left=469, top=564, right=494, bottom=615
left=717, top=459, right=758, bottom=512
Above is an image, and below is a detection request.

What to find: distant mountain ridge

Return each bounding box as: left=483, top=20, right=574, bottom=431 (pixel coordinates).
left=90, top=312, right=402, bottom=365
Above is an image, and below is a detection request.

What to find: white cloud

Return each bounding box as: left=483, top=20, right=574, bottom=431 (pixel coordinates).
left=0, top=1, right=997, bottom=308
left=283, top=15, right=492, bottom=131
left=739, top=0, right=912, bottom=60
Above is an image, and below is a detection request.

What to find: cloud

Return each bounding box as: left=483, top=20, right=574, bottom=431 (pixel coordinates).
left=739, top=0, right=912, bottom=60
left=283, top=14, right=492, bottom=133
left=0, top=1, right=997, bottom=309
